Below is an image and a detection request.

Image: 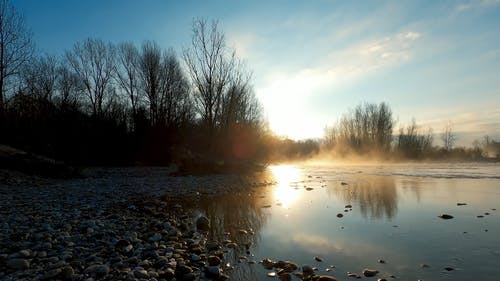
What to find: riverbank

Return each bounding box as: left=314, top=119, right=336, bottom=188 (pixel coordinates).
left=0, top=167, right=274, bottom=280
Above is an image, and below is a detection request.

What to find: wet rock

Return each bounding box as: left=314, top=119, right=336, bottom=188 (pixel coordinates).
left=341, top=182, right=349, bottom=186
left=378, top=259, right=386, bottom=264
left=477, top=215, right=484, bottom=218
left=363, top=268, right=379, bottom=277
left=261, top=258, right=275, bottom=270
left=7, top=258, right=30, bottom=270
left=377, top=279, right=388, bottom=281
left=191, top=254, right=201, bottom=262
left=438, top=214, right=454, bottom=219
left=206, top=265, right=221, bottom=278
left=457, top=202, right=467, bottom=206
left=279, top=272, right=292, bottom=281
left=444, top=267, right=454, bottom=271
left=345, top=204, right=352, bottom=208
left=208, top=255, right=222, bottom=266
left=421, top=263, right=430, bottom=268
left=316, top=276, right=338, bottom=281
left=315, top=256, right=323, bottom=262
left=306, top=187, right=314, bottom=191
left=196, top=215, right=210, bottom=231
left=337, top=213, right=344, bottom=218
left=347, top=272, right=362, bottom=278
left=485, top=212, right=490, bottom=215
left=302, top=265, right=314, bottom=276
left=267, top=272, right=277, bottom=277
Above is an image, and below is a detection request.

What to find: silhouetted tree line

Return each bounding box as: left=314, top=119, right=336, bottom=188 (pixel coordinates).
left=323, top=102, right=498, bottom=161
left=0, top=0, right=266, bottom=167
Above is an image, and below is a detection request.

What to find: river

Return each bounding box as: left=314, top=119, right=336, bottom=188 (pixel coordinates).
left=185, top=162, right=500, bottom=281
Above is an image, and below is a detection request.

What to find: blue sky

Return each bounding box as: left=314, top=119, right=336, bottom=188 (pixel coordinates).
left=13, top=0, right=500, bottom=145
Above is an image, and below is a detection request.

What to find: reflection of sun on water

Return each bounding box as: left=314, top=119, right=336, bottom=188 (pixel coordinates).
left=270, top=165, right=301, bottom=208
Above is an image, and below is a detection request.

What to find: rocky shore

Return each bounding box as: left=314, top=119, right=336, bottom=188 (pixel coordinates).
left=0, top=167, right=274, bottom=281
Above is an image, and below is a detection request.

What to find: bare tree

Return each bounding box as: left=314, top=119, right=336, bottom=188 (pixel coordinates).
left=56, top=63, right=83, bottom=110
left=139, top=41, right=162, bottom=126
left=441, top=121, right=456, bottom=151
left=183, top=19, right=235, bottom=135
left=159, top=49, right=192, bottom=127
left=115, top=42, right=141, bottom=127
left=21, top=54, right=59, bottom=101
left=0, top=0, right=34, bottom=115
left=65, top=38, right=116, bottom=117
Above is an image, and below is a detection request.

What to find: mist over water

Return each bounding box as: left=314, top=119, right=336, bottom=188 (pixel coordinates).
left=186, top=162, right=500, bottom=281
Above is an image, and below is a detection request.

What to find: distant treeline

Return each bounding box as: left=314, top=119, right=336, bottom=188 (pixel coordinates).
left=322, top=102, right=500, bottom=160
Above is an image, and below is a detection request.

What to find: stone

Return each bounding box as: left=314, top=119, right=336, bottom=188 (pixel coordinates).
left=62, top=266, right=75, bottom=280
left=206, top=265, right=221, bottom=278
left=317, top=276, right=338, bottom=281
left=41, top=268, right=62, bottom=280
left=134, top=267, right=149, bottom=279
left=279, top=272, right=291, bottom=281
left=84, top=264, right=110, bottom=277
left=302, top=265, right=314, bottom=276
left=208, top=255, right=222, bottom=266
left=337, top=213, right=344, bottom=218
left=363, top=268, right=379, bottom=277
left=438, top=214, right=453, bottom=219
left=7, top=258, right=30, bottom=270
left=196, top=216, right=210, bottom=231
left=315, top=256, right=323, bottom=262
left=267, top=272, right=277, bottom=277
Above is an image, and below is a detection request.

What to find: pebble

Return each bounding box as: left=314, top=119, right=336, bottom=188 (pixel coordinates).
left=438, top=214, right=454, bottom=219
left=6, top=258, right=30, bottom=270
left=317, top=275, right=338, bottom=281
left=363, top=268, right=379, bottom=277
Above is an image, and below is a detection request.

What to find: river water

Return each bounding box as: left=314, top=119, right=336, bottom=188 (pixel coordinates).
left=186, top=162, right=500, bottom=281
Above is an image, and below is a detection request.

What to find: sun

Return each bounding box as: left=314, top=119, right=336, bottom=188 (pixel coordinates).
left=257, top=76, right=325, bottom=140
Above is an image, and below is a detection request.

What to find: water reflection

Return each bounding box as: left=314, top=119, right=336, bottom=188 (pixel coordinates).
left=269, top=165, right=301, bottom=207
left=328, top=175, right=399, bottom=219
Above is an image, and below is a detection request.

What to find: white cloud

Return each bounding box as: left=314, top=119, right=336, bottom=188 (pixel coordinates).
left=456, top=0, right=500, bottom=11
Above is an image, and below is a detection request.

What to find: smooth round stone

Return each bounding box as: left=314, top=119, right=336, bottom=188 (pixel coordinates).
left=317, top=275, right=338, bottom=281
left=363, top=268, right=379, bottom=277
left=191, top=255, right=201, bottom=262
left=336, top=213, right=343, bottom=218
left=18, top=250, right=31, bottom=258
left=62, top=266, right=75, bottom=279
left=84, top=264, right=110, bottom=276
left=196, top=216, right=210, bottom=231
left=41, top=268, right=62, bottom=280
left=438, top=214, right=453, bottom=219
left=7, top=258, right=30, bottom=270
left=208, top=255, right=222, bottom=266
left=267, top=272, right=277, bottom=277
left=302, top=265, right=314, bottom=276
left=206, top=265, right=221, bottom=278
left=134, top=268, right=149, bottom=279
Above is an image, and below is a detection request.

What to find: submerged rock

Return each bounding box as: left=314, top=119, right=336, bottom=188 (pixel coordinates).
left=316, top=275, right=338, bottom=281
left=337, top=213, right=344, bottom=218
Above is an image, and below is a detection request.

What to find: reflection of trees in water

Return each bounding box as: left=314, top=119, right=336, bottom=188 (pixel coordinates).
left=399, top=179, right=422, bottom=202
left=185, top=187, right=271, bottom=281
left=329, top=175, right=399, bottom=219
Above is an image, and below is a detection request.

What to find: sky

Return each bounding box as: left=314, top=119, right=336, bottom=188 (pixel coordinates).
left=12, top=0, right=500, bottom=145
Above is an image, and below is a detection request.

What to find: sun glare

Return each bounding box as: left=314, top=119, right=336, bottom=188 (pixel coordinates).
left=270, top=165, right=302, bottom=207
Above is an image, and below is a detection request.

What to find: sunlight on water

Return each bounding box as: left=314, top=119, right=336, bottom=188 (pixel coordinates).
left=269, top=165, right=302, bottom=208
